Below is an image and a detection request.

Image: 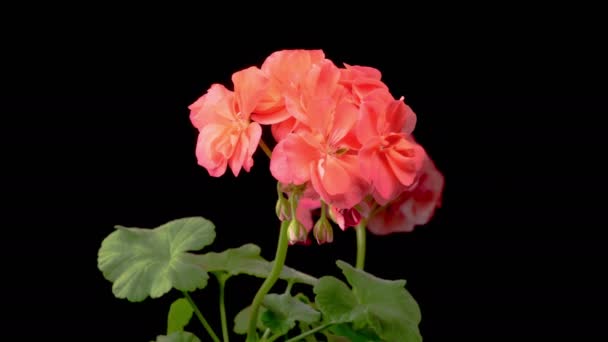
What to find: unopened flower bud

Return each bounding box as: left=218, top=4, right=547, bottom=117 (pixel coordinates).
left=313, top=217, right=334, bottom=244
left=329, top=206, right=362, bottom=230
left=275, top=196, right=291, bottom=220
left=287, top=219, right=307, bottom=245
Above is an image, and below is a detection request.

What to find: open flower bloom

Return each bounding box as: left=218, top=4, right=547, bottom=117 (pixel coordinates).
left=189, top=48, right=444, bottom=242
left=270, top=61, right=369, bottom=209
left=357, top=94, right=425, bottom=204
left=189, top=67, right=268, bottom=177
left=252, top=50, right=326, bottom=127
left=367, top=156, right=444, bottom=235
left=339, top=63, right=390, bottom=106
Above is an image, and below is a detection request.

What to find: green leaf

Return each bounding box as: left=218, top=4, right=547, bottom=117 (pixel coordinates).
left=261, top=293, right=321, bottom=335
left=97, top=217, right=216, bottom=302
left=233, top=305, right=266, bottom=335
left=167, top=298, right=194, bottom=334
left=194, top=244, right=317, bottom=285
left=336, top=260, right=422, bottom=342
left=153, top=331, right=201, bottom=342
left=313, top=276, right=357, bottom=322
left=328, top=324, right=382, bottom=342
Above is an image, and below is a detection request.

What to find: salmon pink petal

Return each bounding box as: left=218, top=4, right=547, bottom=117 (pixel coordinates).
left=357, top=100, right=383, bottom=144
left=253, top=80, right=284, bottom=114
left=401, top=103, right=417, bottom=135
left=329, top=100, right=359, bottom=145
left=385, top=138, right=426, bottom=187
left=228, top=133, right=248, bottom=177
left=320, top=156, right=351, bottom=196
left=271, top=116, right=297, bottom=142
left=371, top=153, right=401, bottom=202
left=304, top=60, right=341, bottom=100
left=300, top=97, right=334, bottom=133
left=367, top=205, right=413, bottom=235
left=352, top=78, right=389, bottom=103
left=407, top=157, right=445, bottom=225
left=310, top=154, right=368, bottom=209
left=337, top=154, right=370, bottom=208
left=383, top=100, right=407, bottom=133
left=243, top=122, right=262, bottom=172
left=232, top=67, right=269, bottom=117
left=261, top=50, right=325, bottom=87
left=358, top=141, right=378, bottom=183
left=251, top=106, right=291, bottom=125
left=382, top=99, right=417, bottom=135
left=189, top=84, right=234, bottom=128
left=270, top=133, right=320, bottom=185
left=361, top=88, right=393, bottom=107
left=195, top=124, right=231, bottom=177
left=283, top=88, right=309, bottom=125
left=343, top=63, right=383, bottom=80
left=296, top=197, right=322, bottom=231
left=188, top=96, right=209, bottom=129
left=385, top=149, right=419, bottom=187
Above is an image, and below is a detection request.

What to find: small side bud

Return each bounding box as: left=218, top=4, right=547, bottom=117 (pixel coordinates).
left=287, top=219, right=308, bottom=245
left=328, top=206, right=362, bottom=230
left=275, top=196, right=291, bottom=220
left=313, top=217, right=334, bottom=244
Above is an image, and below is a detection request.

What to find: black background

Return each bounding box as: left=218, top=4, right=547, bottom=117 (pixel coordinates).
left=4, top=6, right=605, bottom=342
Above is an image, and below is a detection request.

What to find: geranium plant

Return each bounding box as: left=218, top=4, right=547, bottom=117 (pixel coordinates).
left=97, top=49, right=444, bottom=342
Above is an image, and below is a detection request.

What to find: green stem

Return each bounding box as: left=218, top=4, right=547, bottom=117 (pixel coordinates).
left=182, top=291, right=221, bottom=342
left=355, top=220, right=367, bottom=270
left=259, top=138, right=273, bottom=159
left=283, top=323, right=335, bottom=342
left=217, top=274, right=230, bottom=342
left=284, top=279, right=295, bottom=294
left=260, top=328, right=271, bottom=341
left=246, top=220, right=291, bottom=341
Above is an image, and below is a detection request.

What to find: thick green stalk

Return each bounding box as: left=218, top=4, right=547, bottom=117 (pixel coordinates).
left=246, top=220, right=291, bottom=341
left=217, top=274, right=230, bottom=342
left=355, top=220, right=367, bottom=270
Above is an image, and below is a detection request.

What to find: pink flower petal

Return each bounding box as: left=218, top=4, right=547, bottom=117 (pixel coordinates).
left=232, top=67, right=269, bottom=118
left=357, top=100, right=382, bottom=145
left=329, top=100, right=359, bottom=145
left=251, top=106, right=292, bottom=125
left=320, top=156, right=351, bottom=196
left=271, top=116, right=297, bottom=142
left=262, top=50, right=325, bottom=86
left=383, top=100, right=408, bottom=134
left=270, top=133, right=320, bottom=185
left=228, top=133, right=248, bottom=177
left=243, top=122, right=262, bottom=172
left=189, top=84, right=234, bottom=128
left=195, top=124, right=232, bottom=177
left=296, top=197, right=321, bottom=231
left=372, top=152, right=401, bottom=202
left=385, top=137, right=426, bottom=187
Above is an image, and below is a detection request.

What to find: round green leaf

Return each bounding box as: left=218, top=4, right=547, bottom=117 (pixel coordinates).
left=261, top=293, right=321, bottom=335
left=167, top=298, right=194, bottom=334
left=336, top=260, right=422, bottom=342
left=98, top=217, right=216, bottom=302
left=314, top=276, right=357, bottom=322
left=233, top=305, right=266, bottom=335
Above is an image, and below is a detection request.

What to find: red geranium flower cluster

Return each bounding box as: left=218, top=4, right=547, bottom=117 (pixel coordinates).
left=189, top=50, right=444, bottom=244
